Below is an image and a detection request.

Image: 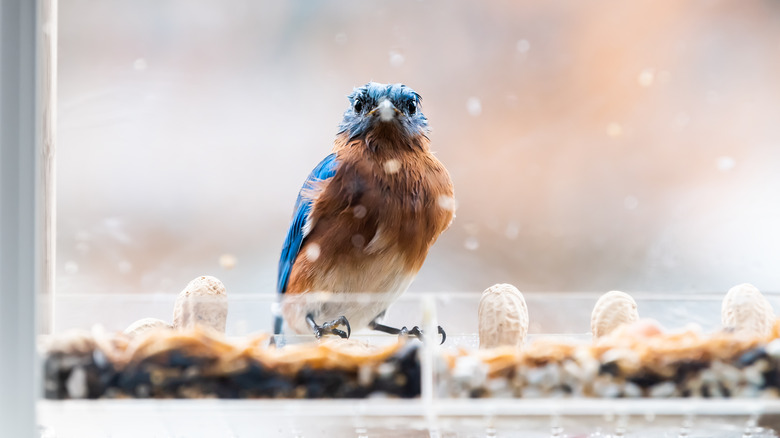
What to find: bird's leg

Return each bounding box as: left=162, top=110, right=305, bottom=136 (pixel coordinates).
left=306, top=314, right=351, bottom=339
left=369, top=318, right=446, bottom=344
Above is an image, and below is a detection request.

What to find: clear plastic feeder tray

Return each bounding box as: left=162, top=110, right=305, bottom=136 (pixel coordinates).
left=38, top=291, right=780, bottom=437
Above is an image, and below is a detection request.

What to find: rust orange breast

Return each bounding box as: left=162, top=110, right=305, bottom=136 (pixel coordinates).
left=286, top=134, right=454, bottom=295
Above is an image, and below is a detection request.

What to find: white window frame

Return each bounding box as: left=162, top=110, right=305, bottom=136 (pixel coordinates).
left=0, top=0, right=56, bottom=436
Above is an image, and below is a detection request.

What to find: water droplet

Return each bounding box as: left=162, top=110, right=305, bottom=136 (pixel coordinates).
left=466, top=97, right=482, bottom=116
left=624, top=196, right=639, bottom=210
left=353, top=205, right=367, bottom=219
left=104, top=217, right=121, bottom=228
left=305, top=243, right=321, bottom=261
left=675, top=112, right=690, bottom=128
left=637, top=68, right=654, bottom=87
left=464, top=236, right=479, bottom=251
left=505, top=222, right=520, bottom=239
left=219, top=254, right=237, bottom=270
left=75, top=242, right=90, bottom=254
left=706, top=90, right=720, bottom=104
left=133, top=58, right=147, bottom=71
left=717, top=156, right=736, bottom=171
left=383, top=159, right=401, bottom=174
left=516, top=39, right=531, bottom=54
left=351, top=234, right=365, bottom=248
left=389, top=50, right=405, bottom=67
left=334, top=32, right=348, bottom=45
left=39, top=426, right=56, bottom=438
left=64, top=261, right=79, bottom=275
left=657, top=70, right=671, bottom=84
left=437, top=195, right=457, bottom=211
left=118, top=261, right=133, bottom=274
left=234, top=320, right=249, bottom=336
left=606, top=123, right=622, bottom=138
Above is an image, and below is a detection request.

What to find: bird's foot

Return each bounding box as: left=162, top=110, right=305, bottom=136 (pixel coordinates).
left=398, top=325, right=446, bottom=345
left=369, top=319, right=446, bottom=344
left=307, top=314, right=351, bottom=339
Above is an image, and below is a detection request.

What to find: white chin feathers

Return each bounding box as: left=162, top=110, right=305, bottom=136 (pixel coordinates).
left=378, top=99, right=395, bottom=122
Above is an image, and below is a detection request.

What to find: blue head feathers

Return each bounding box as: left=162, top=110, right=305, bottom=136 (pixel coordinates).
left=337, top=82, right=429, bottom=141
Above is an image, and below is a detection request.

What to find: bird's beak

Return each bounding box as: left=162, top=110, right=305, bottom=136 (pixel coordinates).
left=368, top=99, right=402, bottom=122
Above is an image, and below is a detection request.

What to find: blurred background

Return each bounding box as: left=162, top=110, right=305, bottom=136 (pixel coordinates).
left=57, top=0, right=780, bottom=297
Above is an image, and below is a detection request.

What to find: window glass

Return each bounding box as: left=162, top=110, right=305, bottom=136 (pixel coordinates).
left=58, top=1, right=780, bottom=296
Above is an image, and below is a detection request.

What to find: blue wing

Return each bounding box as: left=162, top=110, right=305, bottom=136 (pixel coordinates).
left=277, top=153, right=340, bottom=294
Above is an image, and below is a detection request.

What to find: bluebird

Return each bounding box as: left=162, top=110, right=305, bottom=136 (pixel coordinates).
left=275, top=82, right=454, bottom=342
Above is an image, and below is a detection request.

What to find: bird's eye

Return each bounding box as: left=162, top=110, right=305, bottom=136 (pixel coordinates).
left=353, top=99, right=363, bottom=113
left=407, top=100, right=417, bottom=115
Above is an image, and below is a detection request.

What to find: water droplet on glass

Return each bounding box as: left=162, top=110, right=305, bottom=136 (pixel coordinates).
left=464, top=236, right=479, bottom=251
left=351, top=234, right=365, bottom=248
left=637, top=68, right=654, bottom=87
left=219, top=254, right=237, bottom=270
left=75, top=242, right=90, bottom=254
left=675, top=112, right=690, bottom=128
left=437, top=195, right=458, bottom=211
left=118, top=261, right=133, bottom=274
left=717, top=156, right=736, bottom=172
left=505, top=222, right=520, bottom=239
left=234, top=320, right=249, bottom=336
left=353, top=204, right=367, bottom=219
left=606, top=123, right=622, bottom=138
left=64, top=261, right=79, bottom=275
left=389, top=50, right=405, bottom=68
left=334, top=32, right=348, bottom=45
left=133, top=58, right=147, bottom=71
left=466, top=97, right=482, bottom=116
left=102, top=217, right=131, bottom=244
left=624, top=196, right=639, bottom=210
left=516, top=39, right=531, bottom=54
left=656, top=70, right=671, bottom=84
left=305, top=243, right=321, bottom=261
left=104, top=217, right=121, bottom=228
left=706, top=90, right=720, bottom=104
left=39, top=426, right=56, bottom=438
left=383, top=159, right=401, bottom=174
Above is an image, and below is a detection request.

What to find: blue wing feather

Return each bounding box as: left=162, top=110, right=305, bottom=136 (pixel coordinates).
left=277, top=153, right=340, bottom=294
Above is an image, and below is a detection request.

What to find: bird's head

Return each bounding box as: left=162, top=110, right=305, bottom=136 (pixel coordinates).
left=337, top=82, right=429, bottom=145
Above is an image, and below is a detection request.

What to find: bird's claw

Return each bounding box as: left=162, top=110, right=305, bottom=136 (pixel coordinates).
left=398, top=325, right=446, bottom=345
left=312, top=315, right=351, bottom=339
left=438, top=326, right=447, bottom=344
